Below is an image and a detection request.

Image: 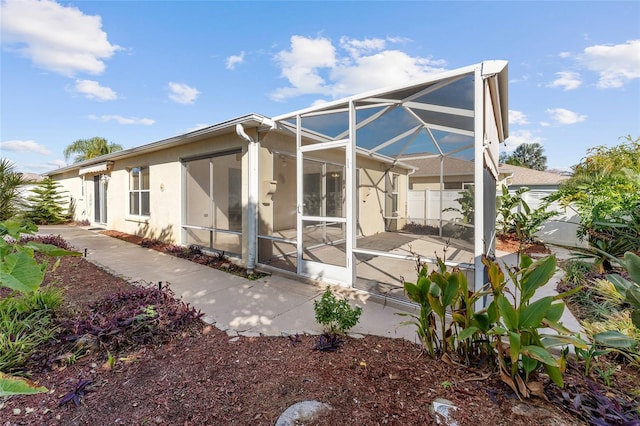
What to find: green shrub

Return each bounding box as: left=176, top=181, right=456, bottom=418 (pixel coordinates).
left=0, top=220, right=78, bottom=395
left=313, top=287, right=362, bottom=335
left=562, top=259, right=594, bottom=285
left=0, top=287, right=63, bottom=372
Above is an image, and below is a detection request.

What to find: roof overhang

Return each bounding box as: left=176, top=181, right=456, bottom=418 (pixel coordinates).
left=46, top=114, right=274, bottom=176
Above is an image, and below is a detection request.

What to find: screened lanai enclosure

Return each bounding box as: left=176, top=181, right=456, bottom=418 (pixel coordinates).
left=255, top=61, right=509, bottom=302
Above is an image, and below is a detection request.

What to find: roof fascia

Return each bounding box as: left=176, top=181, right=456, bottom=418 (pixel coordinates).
left=46, top=113, right=272, bottom=176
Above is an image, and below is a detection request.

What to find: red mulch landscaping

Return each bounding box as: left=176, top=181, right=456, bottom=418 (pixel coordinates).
left=2, top=234, right=638, bottom=425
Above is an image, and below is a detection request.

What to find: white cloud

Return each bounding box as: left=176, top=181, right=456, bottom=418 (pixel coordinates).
left=167, top=82, right=200, bottom=104
left=580, top=39, right=640, bottom=88
left=88, top=114, right=155, bottom=125
left=0, top=0, right=121, bottom=76
left=545, top=108, right=587, bottom=125
left=226, top=51, right=245, bottom=70
left=502, top=130, right=543, bottom=152
left=73, top=79, right=117, bottom=100
left=508, top=110, right=530, bottom=125
left=270, top=35, right=446, bottom=101
left=547, top=71, right=582, bottom=90
left=0, top=139, right=51, bottom=155
left=558, top=52, right=571, bottom=59
left=339, top=36, right=387, bottom=58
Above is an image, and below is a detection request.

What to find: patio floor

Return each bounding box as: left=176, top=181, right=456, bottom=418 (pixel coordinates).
left=260, top=230, right=475, bottom=303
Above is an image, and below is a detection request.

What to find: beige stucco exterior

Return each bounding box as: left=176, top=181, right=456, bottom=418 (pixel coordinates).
left=50, top=122, right=409, bottom=273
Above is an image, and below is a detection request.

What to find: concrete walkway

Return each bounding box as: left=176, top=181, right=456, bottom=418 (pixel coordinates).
left=38, top=225, right=420, bottom=341
left=37, top=226, right=583, bottom=342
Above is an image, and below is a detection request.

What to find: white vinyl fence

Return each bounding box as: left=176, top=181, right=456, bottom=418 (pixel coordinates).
left=407, top=188, right=585, bottom=247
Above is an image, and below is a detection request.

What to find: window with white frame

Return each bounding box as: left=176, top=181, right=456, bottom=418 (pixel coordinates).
left=129, top=166, right=150, bottom=216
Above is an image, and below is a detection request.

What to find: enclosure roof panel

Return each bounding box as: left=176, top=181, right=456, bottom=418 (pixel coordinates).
left=273, top=61, right=508, bottom=162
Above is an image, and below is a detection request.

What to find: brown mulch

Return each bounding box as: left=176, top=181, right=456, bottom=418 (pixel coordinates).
left=496, top=234, right=551, bottom=255
left=100, top=230, right=253, bottom=277
left=2, top=236, right=638, bottom=425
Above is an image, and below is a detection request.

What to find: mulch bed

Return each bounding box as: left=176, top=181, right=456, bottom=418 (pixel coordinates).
left=1, top=234, right=638, bottom=424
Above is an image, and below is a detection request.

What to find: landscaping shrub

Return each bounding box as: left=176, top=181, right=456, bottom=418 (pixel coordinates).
left=400, top=253, right=585, bottom=398
left=550, top=135, right=640, bottom=268
left=313, top=287, right=362, bottom=335
left=561, top=259, right=594, bottom=285
left=0, top=220, right=80, bottom=395
left=60, top=284, right=204, bottom=353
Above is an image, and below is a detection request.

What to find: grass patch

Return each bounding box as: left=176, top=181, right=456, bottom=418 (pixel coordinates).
left=0, top=287, right=63, bottom=372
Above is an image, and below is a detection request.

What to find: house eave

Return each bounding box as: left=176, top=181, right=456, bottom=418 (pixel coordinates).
left=46, top=113, right=273, bottom=176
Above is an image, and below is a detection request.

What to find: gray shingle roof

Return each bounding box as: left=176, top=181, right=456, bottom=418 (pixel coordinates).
left=403, top=157, right=569, bottom=186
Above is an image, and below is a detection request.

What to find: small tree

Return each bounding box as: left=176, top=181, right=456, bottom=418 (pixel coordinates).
left=0, top=159, right=28, bottom=221
left=500, top=142, right=547, bottom=171
left=23, top=178, right=70, bottom=225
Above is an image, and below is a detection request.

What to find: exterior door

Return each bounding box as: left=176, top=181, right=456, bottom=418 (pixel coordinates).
left=297, top=143, right=349, bottom=284
left=94, top=174, right=107, bottom=224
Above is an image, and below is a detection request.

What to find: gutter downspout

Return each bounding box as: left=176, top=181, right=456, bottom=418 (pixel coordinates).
left=236, top=124, right=258, bottom=274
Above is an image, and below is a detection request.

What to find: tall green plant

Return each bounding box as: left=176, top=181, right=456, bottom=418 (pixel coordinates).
left=496, top=185, right=557, bottom=244
left=486, top=255, right=585, bottom=396
left=443, top=185, right=474, bottom=225
left=64, top=136, right=123, bottom=163
left=0, top=158, right=28, bottom=221
left=399, top=260, right=439, bottom=356
left=401, top=253, right=583, bottom=397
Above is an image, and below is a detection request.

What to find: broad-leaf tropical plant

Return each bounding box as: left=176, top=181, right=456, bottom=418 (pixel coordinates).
left=485, top=254, right=585, bottom=396
left=0, top=220, right=80, bottom=396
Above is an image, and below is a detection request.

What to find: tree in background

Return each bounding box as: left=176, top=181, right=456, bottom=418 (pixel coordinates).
left=0, top=159, right=28, bottom=221
left=23, top=178, right=70, bottom=225
left=64, top=137, right=123, bottom=164
left=500, top=142, right=547, bottom=171
left=549, top=135, right=640, bottom=268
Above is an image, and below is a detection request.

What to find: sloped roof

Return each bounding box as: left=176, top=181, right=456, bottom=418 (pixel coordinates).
left=403, top=156, right=570, bottom=186
left=47, top=114, right=273, bottom=176
left=500, top=163, right=570, bottom=186
left=18, top=172, right=44, bottom=183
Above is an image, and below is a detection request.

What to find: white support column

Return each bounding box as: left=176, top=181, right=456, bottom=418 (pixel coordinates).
left=346, top=99, right=357, bottom=286
left=439, top=155, right=444, bottom=236
left=473, top=66, right=485, bottom=305
left=295, top=115, right=303, bottom=276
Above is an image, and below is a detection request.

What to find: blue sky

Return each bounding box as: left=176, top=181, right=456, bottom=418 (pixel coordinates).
left=1, top=0, right=639, bottom=174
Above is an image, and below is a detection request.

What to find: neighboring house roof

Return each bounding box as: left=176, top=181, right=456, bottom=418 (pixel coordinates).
left=402, top=156, right=569, bottom=186
left=500, top=163, right=570, bottom=186
left=18, top=172, right=44, bottom=183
